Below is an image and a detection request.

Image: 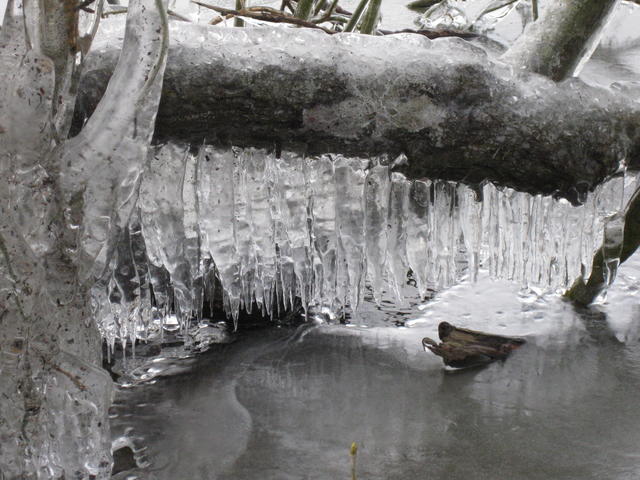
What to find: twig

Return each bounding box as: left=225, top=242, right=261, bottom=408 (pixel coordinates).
left=51, top=364, right=88, bottom=392
left=326, top=15, right=349, bottom=23
left=289, top=0, right=352, bottom=15
left=343, top=0, right=369, bottom=32
left=101, top=6, right=128, bottom=16
left=168, top=8, right=192, bottom=21
left=100, top=5, right=191, bottom=21
left=75, top=0, right=96, bottom=11
left=192, top=0, right=336, bottom=33
left=327, top=15, right=349, bottom=24
left=378, top=27, right=479, bottom=39
left=312, top=0, right=339, bottom=23
left=210, top=13, right=234, bottom=24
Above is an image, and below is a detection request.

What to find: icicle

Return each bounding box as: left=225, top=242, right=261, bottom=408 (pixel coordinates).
left=307, top=155, right=339, bottom=311
left=197, top=147, right=241, bottom=321
left=458, top=184, right=482, bottom=282
left=92, top=143, right=637, bottom=341
left=386, top=173, right=410, bottom=301
left=277, top=152, right=312, bottom=313
left=364, top=165, right=390, bottom=303
left=406, top=179, right=432, bottom=298
left=334, top=156, right=367, bottom=310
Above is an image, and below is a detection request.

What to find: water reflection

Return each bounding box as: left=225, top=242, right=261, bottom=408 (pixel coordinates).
left=110, top=258, right=640, bottom=480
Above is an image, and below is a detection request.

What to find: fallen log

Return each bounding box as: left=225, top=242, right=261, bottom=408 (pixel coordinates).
left=74, top=22, right=640, bottom=203
left=422, top=321, right=526, bottom=369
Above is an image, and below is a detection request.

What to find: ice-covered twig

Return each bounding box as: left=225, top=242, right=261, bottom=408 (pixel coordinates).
left=102, top=6, right=192, bottom=21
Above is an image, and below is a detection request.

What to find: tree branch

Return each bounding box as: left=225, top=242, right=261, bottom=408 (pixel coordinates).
left=502, top=0, right=618, bottom=81
left=74, top=23, right=640, bottom=203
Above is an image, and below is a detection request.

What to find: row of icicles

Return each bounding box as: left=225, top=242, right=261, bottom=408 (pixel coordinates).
left=93, top=143, right=635, bottom=352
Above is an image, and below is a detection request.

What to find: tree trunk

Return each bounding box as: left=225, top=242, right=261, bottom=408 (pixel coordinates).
left=0, top=0, right=168, bottom=476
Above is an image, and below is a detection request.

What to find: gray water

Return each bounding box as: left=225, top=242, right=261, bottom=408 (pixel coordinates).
left=110, top=254, right=640, bottom=480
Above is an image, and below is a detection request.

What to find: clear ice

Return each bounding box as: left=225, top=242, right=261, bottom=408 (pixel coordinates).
left=93, top=142, right=637, bottom=351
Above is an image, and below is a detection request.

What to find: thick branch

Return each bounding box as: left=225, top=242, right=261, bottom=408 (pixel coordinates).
left=74, top=23, right=640, bottom=203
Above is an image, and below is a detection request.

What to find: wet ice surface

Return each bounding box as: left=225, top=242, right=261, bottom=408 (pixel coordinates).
left=110, top=253, right=640, bottom=480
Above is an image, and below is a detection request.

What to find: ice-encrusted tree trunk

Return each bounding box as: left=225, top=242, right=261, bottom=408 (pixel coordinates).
left=0, top=0, right=168, bottom=477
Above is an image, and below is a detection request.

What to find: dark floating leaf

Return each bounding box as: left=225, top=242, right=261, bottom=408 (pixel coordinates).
left=423, top=321, right=526, bottom=369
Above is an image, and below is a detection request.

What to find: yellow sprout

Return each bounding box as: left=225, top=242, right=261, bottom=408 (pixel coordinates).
left=350, top=442, right=358, bottom=457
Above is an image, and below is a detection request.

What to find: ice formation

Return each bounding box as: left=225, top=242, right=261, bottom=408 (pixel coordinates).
left=0, top=0, right=168, bottom=477
left=93, top=142, right=637, bottom=351
left=1, top=0, right=638, bottom=476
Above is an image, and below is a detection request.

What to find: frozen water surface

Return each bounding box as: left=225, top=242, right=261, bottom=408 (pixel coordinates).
left=109, top=252, right=640, bottom=480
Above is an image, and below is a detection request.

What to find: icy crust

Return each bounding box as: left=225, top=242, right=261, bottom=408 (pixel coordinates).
left=93, top=143, right=635, bottom=350
left=77, top=22, right=640, bottom=201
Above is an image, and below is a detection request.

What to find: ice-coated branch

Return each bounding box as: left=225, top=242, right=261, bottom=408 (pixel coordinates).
left=566, top=183, right=640, bottom=305
left=75, top=23, right=640, bottom=203
left=502, top=0, right=619, bottom=81
left=21, top=0, right=106, bottom=138
left=60, top=0, right=169, bottom=280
